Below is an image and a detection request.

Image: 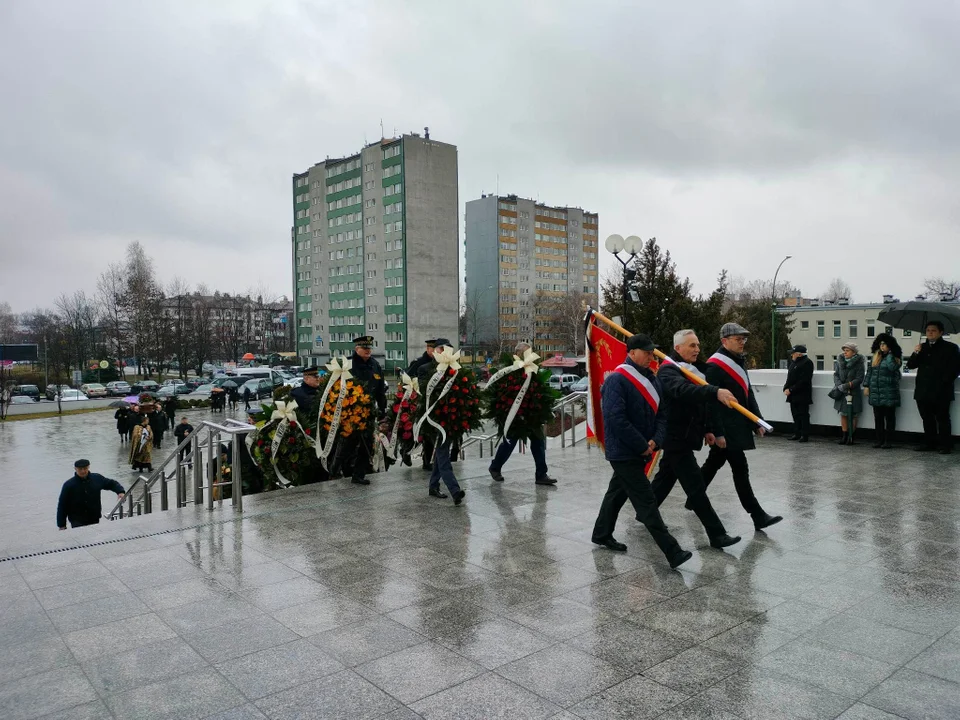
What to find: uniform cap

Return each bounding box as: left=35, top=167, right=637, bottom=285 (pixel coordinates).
left=720, top=322, right=751, bottom=338
left=353, top=335, right=374, bottom=347
left=433, top=337, right=452, bottom=348
left=302, top=367, right=319, bottom=376
left=424, top=339, right=437, bottom=347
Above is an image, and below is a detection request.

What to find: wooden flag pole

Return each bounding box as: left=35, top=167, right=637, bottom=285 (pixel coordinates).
left=587, top=308, right=772, bottom=431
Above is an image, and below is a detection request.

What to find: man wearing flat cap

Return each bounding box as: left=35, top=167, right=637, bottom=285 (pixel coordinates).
left=406, top=339, right=438, bottom=470
left=783, top=344, right=813, bottom=442
left=343, top=335, right=387, bottom=485
left=57, top=460, right=125, bottom=530
left=591, top=333, right=693, bottom=569
left=700, top=322, right=782, bottom=531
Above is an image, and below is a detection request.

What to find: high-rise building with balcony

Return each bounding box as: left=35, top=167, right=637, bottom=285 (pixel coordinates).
left=292, top=132, right=459, bottom=372
left=464, top=194, right=599, bottom=356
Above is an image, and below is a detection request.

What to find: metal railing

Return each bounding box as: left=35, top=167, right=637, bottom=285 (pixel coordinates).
left=107, top=418, right=255, bottom=520
left=554, top=391, right=587, bottom=448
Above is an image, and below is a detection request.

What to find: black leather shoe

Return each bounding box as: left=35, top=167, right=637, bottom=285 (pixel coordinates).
left=753, top=512, right=783, bottom=531
left=535, top=475, right=558, bottom=485
left=593, top=537, right=627, bottom=552
left=710, top=534, right=742, bottom=549
left=428, top=488, right=448, bottom=499
left=788, top=435, right=800, bottom=441
left=402, top=454, right=412, bottom=467
left=669, top=550, right=693, bottom=568
left=837, top=437, right=849, bottom=445
left=453, top=490, right=465, bottom=505
left=489, top=469, right=505, bottom=482
left=351, top=477, right=370, bottom=485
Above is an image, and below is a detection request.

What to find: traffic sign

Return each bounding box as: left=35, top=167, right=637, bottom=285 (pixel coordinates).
left=99, top=360, right=109, bottom=369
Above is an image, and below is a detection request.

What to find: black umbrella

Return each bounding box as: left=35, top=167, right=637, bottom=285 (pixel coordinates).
left=877, top=301, right=960, bottom=334
left=108, top=400, right=130, bottom=408
left=221, top=380, right=239, bottom=389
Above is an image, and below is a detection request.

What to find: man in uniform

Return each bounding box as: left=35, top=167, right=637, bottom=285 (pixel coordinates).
left=650, top=330, right=742, bottom=549
left=783, top=344, right=813, bottom=442
left=345, top=335, right=387, bottom=485
left=291, top=366, right=321, bottom=410
left=700, top=323, right=783, bottom=531
left=406, top=339, right=437, bottom=470
left=590, top=334, right=693, bottom=569
left=57, top=459, right=125, bottom=530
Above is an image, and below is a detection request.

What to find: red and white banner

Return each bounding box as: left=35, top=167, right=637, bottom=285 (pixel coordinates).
left=706, top=352, right=750, bottom=397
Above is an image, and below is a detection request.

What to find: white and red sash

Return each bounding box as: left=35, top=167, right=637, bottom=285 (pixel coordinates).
left=614, top=363, right=660, bottom=413
left=706, top=352, right=750, bottom=397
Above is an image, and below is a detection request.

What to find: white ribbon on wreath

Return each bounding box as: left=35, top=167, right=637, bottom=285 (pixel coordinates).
left=387, top=372, right=419, bottom=460
left=413, top=346, right=462, bottom=447
left=315, top=357, right=353, bottom=469
left=483, top=347, right=541, bottom=439
left=245, top=399, right=313, bottom=488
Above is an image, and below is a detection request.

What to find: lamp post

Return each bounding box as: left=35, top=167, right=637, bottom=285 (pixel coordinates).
left=771, top=255, right=792, bottom=369
left=604, top=234, right=643, bottom=322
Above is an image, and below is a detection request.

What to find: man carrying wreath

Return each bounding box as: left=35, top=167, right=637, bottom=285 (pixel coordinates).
left=343, top=335, right=387, bottom=485
left=486, top=342, right=559, bottom=485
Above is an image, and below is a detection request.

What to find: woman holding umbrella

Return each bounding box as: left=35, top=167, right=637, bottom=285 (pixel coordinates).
left=864, top=334, right=902, bottom=449
left=833, top=342, right=866, bottom=444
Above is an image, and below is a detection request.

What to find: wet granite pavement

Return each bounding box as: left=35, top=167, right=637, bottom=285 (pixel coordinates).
left=1, top=419, right=959, bottom=719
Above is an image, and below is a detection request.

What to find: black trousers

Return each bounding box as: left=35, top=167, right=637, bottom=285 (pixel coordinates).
left=341, top=431, right=374, bottom=480
left=916, top=400, right=953, bottom=450
left=651, top=449, right=729, bottom=540
left=789, top=404, right=811, bottom=439
left=421, top=436, right=435, bottom=468
left=700, top=445, right=763, bottom=516
left=872, top=406, right=897, bottom=444
left=592, top=459, right=683, bottom=560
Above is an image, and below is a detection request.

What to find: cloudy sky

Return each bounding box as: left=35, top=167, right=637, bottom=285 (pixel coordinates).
left=2, top=0, right=958, bottom=312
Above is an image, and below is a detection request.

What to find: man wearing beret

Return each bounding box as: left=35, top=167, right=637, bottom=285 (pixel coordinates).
left=783, top=344, right=813, bottom=443
left=344, top=335, right=387, bottom=485
left=57, top=460, right=125, bottom=530
left=591, top=334, right=693, bottom=569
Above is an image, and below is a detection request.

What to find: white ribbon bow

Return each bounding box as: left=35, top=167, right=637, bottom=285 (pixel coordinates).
left=270, top=399, right=299, bottom=424
left=400, top=372, right=419, bottom=396
left=434, top=346, right=462, bottom=375
left=325, top=356, right=352, bottom=382
left=512, top=348, right=541, bottom=376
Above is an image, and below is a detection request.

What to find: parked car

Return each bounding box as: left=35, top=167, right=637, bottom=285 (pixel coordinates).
left=241, top=378, right=274, bottom=399
left=9, top=395, right=37, bottom=405
left=80, top=383, right=107, bottom=398
left=45, top=384, right=71, bottom=400
left=105, top=381, right=132, bottom=397
left=569, top=376, right=589, bottom=393
left=130, top=380, right=161, bottom=394
left=11, top=384, right=40, bottom=402
left=547, top=374, right=581, bottom=395
left=59, top=389, right=88, bottom=402
left=184, top=378, right=205, bottom=390
left=188, top=384, right=214, bottom=398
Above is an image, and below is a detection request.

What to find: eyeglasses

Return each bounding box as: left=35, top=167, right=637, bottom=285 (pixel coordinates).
left=728, top=336, right=748, bottom=343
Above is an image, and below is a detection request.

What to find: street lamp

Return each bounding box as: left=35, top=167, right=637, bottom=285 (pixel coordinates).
left=604, top=234, right=643, bottom=322
left=771, top=255, right=793, bottom=368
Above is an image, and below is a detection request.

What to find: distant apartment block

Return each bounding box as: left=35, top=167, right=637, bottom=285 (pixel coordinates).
left=464, top=194, right=599, bottom=356
left=292, top=132, right=459, bottom=371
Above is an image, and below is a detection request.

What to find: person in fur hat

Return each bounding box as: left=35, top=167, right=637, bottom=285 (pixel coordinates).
left=864, top=333, right=903, bottom=449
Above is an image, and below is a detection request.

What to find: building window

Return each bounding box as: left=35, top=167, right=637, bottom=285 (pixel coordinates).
left=903, top=329, right=912, bottom=337
left=800, top=320, right=809, bottom=329
left=848, top=320, right=858, bottom=338
left=817, top=320, right=825, bottom=338
left=815, top=356, right=825, bottom=371
left=866, top=320, right=876, bottom=338
left=833, top=320, right=841, bottom=338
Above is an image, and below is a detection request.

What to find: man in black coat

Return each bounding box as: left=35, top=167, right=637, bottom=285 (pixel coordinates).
left=344, top=335, right=387, bottom=485
left=783, top=344, right=814, bottom=442
left=906, top=320, right=960, bottom=454
left=406, top=339, right=437, bottom=469
left=147, top=407, right=167, bottom=449
left=57, top=459, right=125, bottom=529
left=291, top=366, right=320, bottom=409
left=164, top=397, right=178, bottom=429
left=650, top=330, right=741, bottom=548
left=173, top=416, right=194, bottom=462
left=701, top=323, right=783, bottom=531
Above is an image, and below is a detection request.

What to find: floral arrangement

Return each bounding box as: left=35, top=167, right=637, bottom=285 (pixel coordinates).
left=382, top=383, right=420, bottom=459
left=246, top=399, right=315, bottom=489
left=483, top=367, right=559, bottom=441
left=315, top=375, right=373, bottom=440
left=415, top=366, right=483, bottom=444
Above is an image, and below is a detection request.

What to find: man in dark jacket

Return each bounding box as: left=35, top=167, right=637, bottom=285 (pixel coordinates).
left=344, top=335, right=387, bottom=485
left=173, top=416, right=194, bottom=461
left=147, top=407, right=167, bottom=449
left=906, top=320, right=960, bottom=454
left=701, top=323, right=783, bottom=530
left=650, top=330, right=741, bottom=548
left=291, top=366, right=320, bottom=409
left=57, top=459, right=125, bottom=529
left=164, top=397, right=178, bottom=429
left=783, top=344, right=814, bottom=442
left=590, top=334, right=692, bottom=569
left=407, top=339, right=437, bottom=470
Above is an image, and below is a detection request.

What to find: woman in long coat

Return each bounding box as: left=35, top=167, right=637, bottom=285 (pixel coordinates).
left=114, top=406, right=130, bottom=443
left=864, top=333, right=902, bottom=449
left=833, top=342, right=866, bottom=444
left=129, top=416, right=154, bottom=472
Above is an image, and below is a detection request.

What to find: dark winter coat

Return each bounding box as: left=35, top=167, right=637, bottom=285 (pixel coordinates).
left=906, top=338, right=960, bottom=404
left=783, top=355, right=814, bottom=406
left=164, top=398, right=178, bottom=418
left=406, top=352, right=432, bottom=378
left=600, top=356, right=666, bottom=462
left=148, top=410, right=167, bottom=438
left=114, top=408, right=129, bottom=433
left=833, top=354, right=866, bottom=415
left=125, top=411, right=145, bottom=433
left=290, top=382, right=318, bottom=411
left=705, top=346, right=763, bottom=451
left=658, top=354, right=719, bottom=451
left=865, top=354, right=902, bottom=408
left=57, top=473, right=125, bottom=528
left=173, top=422, right=194, bottom=445
left=350, top=352, right=386, bottom=414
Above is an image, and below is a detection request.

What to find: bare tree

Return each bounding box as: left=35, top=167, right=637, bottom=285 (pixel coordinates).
left=96, top=263, right=129, bottom=373
left=167, top=277, right=193, bottom=379
left=0, top=301, right=16, bottom=343
left=821, top=278, right=854, bottom=303
left=922, top=277, right=960, bottom=301
left=55, top=291, right=96, bottom=373
left=727, top=276, right=803, bottom=302
left=463, top=286, right=498, bottom=362
left=190, top=287, right=214, bottom=373
left=532, top=289, right=589, bottom=355
left=125, top=241, right=159, bottom=376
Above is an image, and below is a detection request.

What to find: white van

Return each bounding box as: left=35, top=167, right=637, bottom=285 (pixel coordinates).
left=548, top=374, right=581, bottom=394
left=227, top=367, right=284, bottom=387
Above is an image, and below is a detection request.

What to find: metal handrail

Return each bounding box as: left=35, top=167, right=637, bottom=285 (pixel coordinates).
left=554, top=391, right=588, bottom=448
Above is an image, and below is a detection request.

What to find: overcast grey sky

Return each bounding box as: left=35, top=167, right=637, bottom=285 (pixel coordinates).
left=2, top=0, right=958, bottom=312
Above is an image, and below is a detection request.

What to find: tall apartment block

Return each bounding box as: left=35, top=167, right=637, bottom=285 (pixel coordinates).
left=464, top=194, right=599, bottom=355
left=292, top=133, right=459, bottom=371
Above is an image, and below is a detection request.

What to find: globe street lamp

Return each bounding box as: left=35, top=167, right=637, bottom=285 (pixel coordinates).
left=605, top=234, right=644, bottom=322
left=771, top=255, right=792, bottom=368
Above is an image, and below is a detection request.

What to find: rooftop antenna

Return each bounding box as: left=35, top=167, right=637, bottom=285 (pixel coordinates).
left=380, top=119, right=384, bottom=139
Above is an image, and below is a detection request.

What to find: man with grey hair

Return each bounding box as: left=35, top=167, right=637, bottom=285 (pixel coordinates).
left=489, top=342, right=558, bottom=485
left=650, top=329, right=742, bottom=548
